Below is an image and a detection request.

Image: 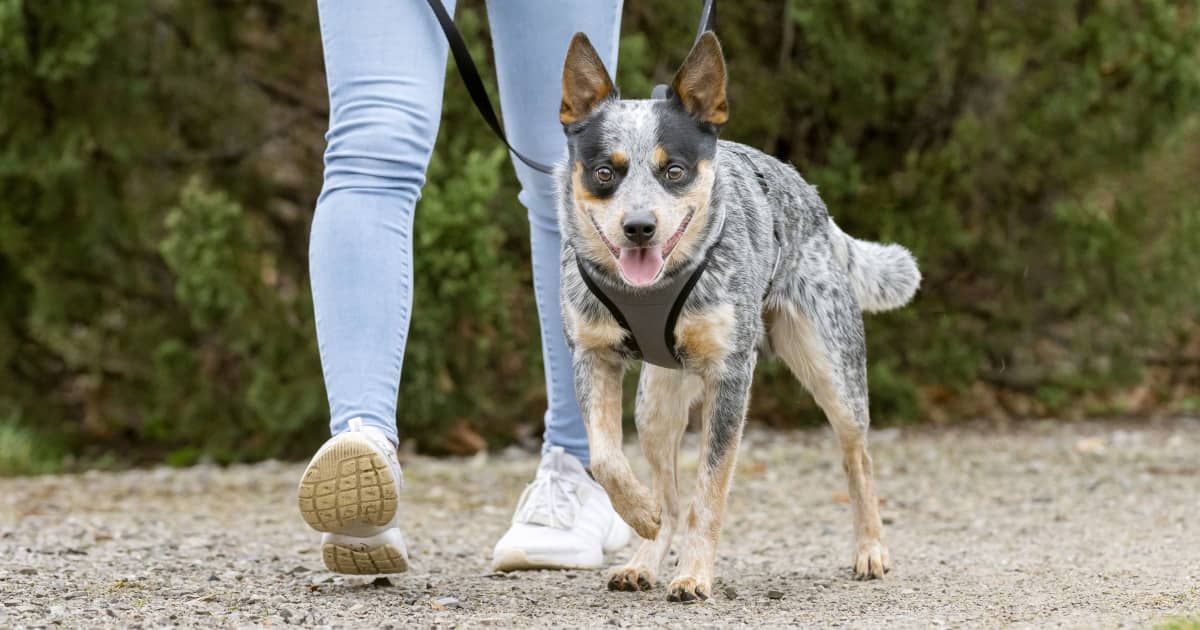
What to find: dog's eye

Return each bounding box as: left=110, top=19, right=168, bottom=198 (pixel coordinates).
left=594, top=166, right=614, bottom=183
left=666, top=165, right=686, bottom=180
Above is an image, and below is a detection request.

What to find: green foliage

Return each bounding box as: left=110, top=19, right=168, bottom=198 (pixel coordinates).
left=0, top=410, right=59, bottom=476
left=1, top=0, right=1198, bottom=470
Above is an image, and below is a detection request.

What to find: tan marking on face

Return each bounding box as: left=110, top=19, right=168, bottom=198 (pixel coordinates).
left=662, top=159, right=715, bottom=271
left=653, top=146, right=668, bottom=169
left=565, top=303, right=627, bottom=352
left=674, top=302, right=736, bottom=367
left=571, top=162, right=620, bottom=272
left=611, top=150, right=628, bottom=169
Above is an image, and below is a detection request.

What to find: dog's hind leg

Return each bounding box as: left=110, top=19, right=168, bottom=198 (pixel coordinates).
left=770, top=300, right=891, bottom=580
left=608, top=366, right=701, bottom=592
left=667, top=359, right=754, bottom=602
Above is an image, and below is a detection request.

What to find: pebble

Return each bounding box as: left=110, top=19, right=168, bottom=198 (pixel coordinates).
left=723, top=586, right=738, bottom=600
left=434, top=596, right=462, bottom=609
left=767, top=590, right=785, bottom=600
left=309, top=573, right=334, bottom=585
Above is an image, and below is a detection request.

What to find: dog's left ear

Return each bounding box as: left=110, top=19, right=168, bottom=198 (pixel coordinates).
left=670, top=32, right=728, bottom=126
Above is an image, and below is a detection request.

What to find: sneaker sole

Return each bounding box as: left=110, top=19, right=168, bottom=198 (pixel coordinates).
left=322, top=541, right=409, bottom=575
left=491, top=547, right=601, bottom=572
left=298, top=435, right=398, bottom=534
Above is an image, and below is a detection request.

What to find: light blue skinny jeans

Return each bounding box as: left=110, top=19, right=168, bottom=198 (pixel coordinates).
left=311, top=0, right=622, bottom=465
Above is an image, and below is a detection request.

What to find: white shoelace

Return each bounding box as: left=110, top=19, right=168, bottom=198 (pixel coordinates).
left=512, top=469, right=582, bottom=529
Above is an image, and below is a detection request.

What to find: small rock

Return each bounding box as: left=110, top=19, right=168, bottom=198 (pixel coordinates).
left=309, top=573, right=335, bottom=586
left=767, top=589, right=785, bottom=600
left=18, top=568, right=37, bottom=575
left=723, top=585, right=738, bottom=600
left=432, top=596, right=461, bottom=609
left=279, top=608, right=293, bottom=620
left=606, top=618, right=621, bottom=626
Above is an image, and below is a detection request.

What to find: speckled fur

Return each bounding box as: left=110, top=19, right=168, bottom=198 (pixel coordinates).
left=557, top=33, right=918, bottom=599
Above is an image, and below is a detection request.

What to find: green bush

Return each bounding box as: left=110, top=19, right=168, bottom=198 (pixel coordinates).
left=1, top=0, right=1197, bottom=471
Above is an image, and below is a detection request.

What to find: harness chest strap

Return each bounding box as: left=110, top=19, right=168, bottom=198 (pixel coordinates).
left=576, top=253, right=710, bottom=370
left=575, top=209, right=727, bottom=370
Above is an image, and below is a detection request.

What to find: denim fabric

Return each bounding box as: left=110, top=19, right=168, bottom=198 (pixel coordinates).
left=311, top=0, right=622, bottom=465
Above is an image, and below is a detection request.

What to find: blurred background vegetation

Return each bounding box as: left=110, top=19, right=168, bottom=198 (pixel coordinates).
left=1, top=0, right=1198, bottom=474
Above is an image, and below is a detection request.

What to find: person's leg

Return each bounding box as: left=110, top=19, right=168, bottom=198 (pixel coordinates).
left=488, top=0, right=632, bottom=573
left=300, top=0, right=456, bottom=576
left=310, top=0, right=456, bottom=445
left=486, top=0, right=623, bottom=467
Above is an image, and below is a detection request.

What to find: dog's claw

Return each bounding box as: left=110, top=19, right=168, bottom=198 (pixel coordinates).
left=607, top=567, right=656, bottom=592
left=666, top=577, right=709, bottom=603
left=852, top=539, right=891, bottom=580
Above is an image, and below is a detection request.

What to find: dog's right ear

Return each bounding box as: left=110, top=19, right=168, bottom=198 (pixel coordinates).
left=560, top=33, right=615, bottom=125
left=670, top=31, right=728, bottom=126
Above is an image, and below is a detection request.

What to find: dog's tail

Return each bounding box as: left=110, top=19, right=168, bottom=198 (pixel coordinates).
left=828, top=219, right=921, bottom=313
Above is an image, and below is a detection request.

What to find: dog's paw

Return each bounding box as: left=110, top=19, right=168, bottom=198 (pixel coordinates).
left=612, top=493, right=661, bottom=541
left=852, top=538, right=891, bottom=580
left=625, top=503, right=662, bottom=541
left=666, top=576, right=710, bottom=603
left=607, top=566, right=656, bottom=592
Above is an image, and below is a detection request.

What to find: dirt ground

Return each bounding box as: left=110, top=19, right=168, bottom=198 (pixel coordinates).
left=2, top=418, right=1198, bottom=629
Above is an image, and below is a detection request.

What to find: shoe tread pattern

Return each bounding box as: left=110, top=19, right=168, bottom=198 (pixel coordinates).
left=321, top=543, right=408, bottom=575
left=298, top=437, right=397, bottom=533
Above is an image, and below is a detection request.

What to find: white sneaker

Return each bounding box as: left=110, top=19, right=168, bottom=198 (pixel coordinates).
left=297, top=418, right=409, bottom=575
left=491, top=446, right=632, bottom=571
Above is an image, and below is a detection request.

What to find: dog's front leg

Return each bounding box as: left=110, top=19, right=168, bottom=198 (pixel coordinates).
left=608, top=366, right=700, bottom=592
left=573, top=350, right=661, bottom=540
left=667, top=359, right=753, bottom=602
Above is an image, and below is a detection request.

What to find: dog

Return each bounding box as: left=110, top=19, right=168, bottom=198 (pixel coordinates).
left=556, top=31, right=921, bottom=602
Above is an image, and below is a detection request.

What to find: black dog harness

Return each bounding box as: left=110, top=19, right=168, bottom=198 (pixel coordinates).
left=575, top=210, right=728, bottom=369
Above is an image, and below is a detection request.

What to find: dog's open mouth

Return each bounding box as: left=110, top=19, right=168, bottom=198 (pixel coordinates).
left=589, top=208, right=694, bottom=287
left=617, top=247, right=665, bottom=286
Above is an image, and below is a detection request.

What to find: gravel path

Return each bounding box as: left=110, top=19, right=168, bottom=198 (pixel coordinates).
left=2, top=418, right=1198, bottom=628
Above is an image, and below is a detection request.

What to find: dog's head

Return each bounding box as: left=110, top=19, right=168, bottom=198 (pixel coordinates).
left=560, top=32, right=727, bottom=287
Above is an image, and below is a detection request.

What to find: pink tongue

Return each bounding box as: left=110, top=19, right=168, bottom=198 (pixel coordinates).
left=618, top=246, right=665, bottom=286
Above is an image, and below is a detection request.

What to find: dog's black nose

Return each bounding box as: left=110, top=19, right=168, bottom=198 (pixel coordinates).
left=623, top=214, right=656, bottom=245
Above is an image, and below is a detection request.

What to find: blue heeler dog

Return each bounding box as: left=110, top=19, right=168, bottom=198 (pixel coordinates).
left=557, top=32, right=921, bottom=601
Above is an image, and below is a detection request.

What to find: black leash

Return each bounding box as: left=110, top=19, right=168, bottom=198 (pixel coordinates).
left=424, top=0, right=556, bottom=174
left=426, top=0, right=717, bottom=176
